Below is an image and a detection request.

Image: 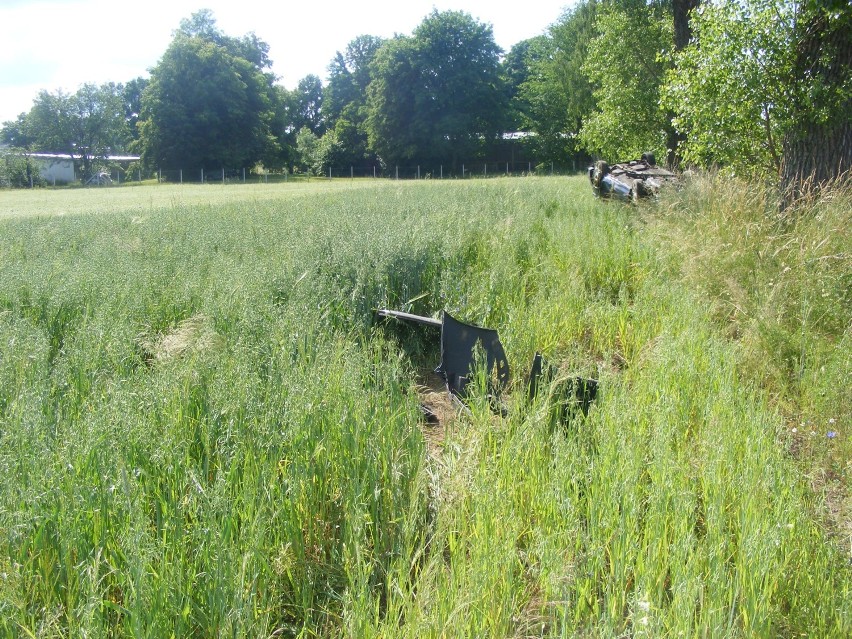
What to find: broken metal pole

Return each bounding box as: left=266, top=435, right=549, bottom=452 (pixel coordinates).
left=376, top=308, right=442, bottom=328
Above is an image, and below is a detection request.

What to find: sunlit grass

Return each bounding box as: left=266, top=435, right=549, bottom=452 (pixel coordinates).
left=0, top=176, right=848, bottom=637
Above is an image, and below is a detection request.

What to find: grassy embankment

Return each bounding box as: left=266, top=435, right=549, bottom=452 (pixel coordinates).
left=0, top=176, right=848, bottom=637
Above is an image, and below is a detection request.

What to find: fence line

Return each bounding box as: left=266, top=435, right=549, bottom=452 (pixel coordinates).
left=33, top=159, right=584, bottom=187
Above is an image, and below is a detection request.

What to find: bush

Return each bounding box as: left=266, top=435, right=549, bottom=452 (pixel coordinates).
left=0, top=149, right=41, bottom=188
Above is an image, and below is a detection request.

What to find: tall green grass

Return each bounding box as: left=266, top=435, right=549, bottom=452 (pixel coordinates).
left=0, top=176, right=848, bottom=637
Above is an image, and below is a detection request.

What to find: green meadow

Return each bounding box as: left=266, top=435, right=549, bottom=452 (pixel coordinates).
left=0, top=176, right=848, bottom=637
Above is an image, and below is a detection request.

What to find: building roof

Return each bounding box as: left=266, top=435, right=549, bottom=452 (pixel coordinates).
left=26, top=152, right=140, bottom=161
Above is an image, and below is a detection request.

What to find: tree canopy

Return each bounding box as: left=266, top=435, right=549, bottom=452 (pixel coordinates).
left=2, top=2, right=849, bottom=196
left=137, top=10, right=279, bottom=170
left=365, top=10, right=506, bottom=169
left=12, top=83, right=129, bottom=181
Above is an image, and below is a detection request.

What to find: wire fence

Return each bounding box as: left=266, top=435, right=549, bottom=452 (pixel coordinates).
left=37, top=159, right=587, bottom=187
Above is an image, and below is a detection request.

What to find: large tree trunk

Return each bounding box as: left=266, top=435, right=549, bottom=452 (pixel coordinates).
left=673, top=0, right=700, bottom=50
left=780, top=2, right=852, bottom=207
left=667, top=0, right=701, bottom=167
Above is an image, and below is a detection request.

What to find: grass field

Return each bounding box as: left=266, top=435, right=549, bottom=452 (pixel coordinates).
left=0, top=176, right=849, bottom=637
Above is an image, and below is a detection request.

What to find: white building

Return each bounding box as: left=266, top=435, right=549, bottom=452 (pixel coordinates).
left=26, top=153, right=140, bottom=185
left=29, top=153, right=76, bottom=183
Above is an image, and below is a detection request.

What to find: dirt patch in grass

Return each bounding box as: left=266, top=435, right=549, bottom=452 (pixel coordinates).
left=415, top=368, right=461, bottom=458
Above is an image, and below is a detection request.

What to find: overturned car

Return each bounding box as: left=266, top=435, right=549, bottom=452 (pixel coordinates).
left=588, top=153, right=679, bottom=201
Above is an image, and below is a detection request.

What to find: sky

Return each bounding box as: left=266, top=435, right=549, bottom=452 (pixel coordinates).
left=0, top=0, right=574, bottom=124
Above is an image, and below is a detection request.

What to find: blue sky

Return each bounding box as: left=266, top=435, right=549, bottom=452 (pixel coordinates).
left=0, top=0, right=573, bottom=124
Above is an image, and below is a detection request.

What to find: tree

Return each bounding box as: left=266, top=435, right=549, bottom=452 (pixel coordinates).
left=321, top=35, right=384, bottom=167
left=122, top=77, right=149, bottom=148
left=366, top=10, right=507, bottom=169
left=0, top=147, right=40, bottom=188
left=365, top=36, right=424, bottom=167
left=780, top=0, right=851, bottom=204
left=578, top=0, right=702, bottom=164
left=501, top=36, right=545, bottom=132
left=294, top=126, right=320, bottom=174
left=514, top=1, right=598, bottom=163
left=286, top=75, right=326, bottom=135
left=324, top=35, right=384, bottom=124
left=663, top=0, right=792, bottom=178
left=0, top=113, right=35, bottom=149
left=138, top=10, right=279, bottom=170
left=579, top=0, right=674, bottom=161
left=663, top=0, right=850, bottom=197
left=24, top=83, right=129, bottom=181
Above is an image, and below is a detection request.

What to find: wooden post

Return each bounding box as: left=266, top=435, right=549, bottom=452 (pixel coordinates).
left=179, top=169, right=182, bottom=184
left=222, top=168, right=225, bottom=185
left=440, top=165, right=443, bottom=179
left=201, top=168, right=204, bottom=183
left=395, top=166, right=399, bottom=180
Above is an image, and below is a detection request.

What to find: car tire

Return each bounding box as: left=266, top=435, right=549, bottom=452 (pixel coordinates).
left=591, top=160, right=610, bottom=189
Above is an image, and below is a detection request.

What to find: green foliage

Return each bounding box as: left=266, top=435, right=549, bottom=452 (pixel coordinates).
left=294, top=126, right=320, bottom=174
left=138, top=10, right=279, bottom=170
left=122, top=76, right=149, bottom=147
left=516, top=1, right=597, bottom=160
left=365, top=36, right=423, bottom=166
left=580, top=0, right=673, bottom=160
left=324, top=35, right=384, bottom=124
left=366, top=10, right=507, bottom=168
left=285, top=74, right=325, bottom=135
left=20, top=83, right=129, bottom=181
left=0, top=148, right=40, bottom=188
left=0, top=112, right=34, bottom=149
left=663, top=1, right=794, bottom=178
left=322, top=36, right=384, bottom=168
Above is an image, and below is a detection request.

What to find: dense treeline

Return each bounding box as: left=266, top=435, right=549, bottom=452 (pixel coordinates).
left=2, top=1, right=849, bottom=197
